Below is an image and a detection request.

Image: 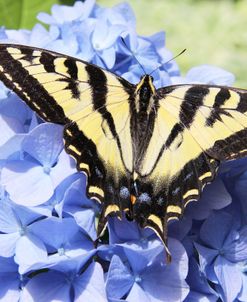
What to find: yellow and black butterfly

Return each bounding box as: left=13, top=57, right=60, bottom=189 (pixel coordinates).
left=0, top=44, right=247, bottom=260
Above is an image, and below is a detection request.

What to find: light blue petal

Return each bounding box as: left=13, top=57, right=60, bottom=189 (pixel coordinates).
left=46, top=2, right=94, bottom=25
left=123, top=238, right=188, bottom=302
left=0, top=134, right=26, bottom=160
left=92, top=19, right=109, bottom=49
left=186, top=65, right=235, bottom=85
left=74, top=262, right=107, bottom=302
left=0, top=27, right=8, bottom=40
left=0, top=233, right=19, bottom=257
left=0, top=256, right=18, bottom=273
left=107, top=2, right=136, bottom=28
left=49, top=149, right=77, bottom=189
left=161, top=238, right=189, bottom=280
left=36, top=12, right=56, bottom=25
left=0, top=93, right=31, bottom=123
left=195, top=243, right=219, bottom=269
left=118, top=30, right=138, bottom=55
left=11, top=202, right=42, bottom=227
left=45, top=250, right=95, bottom=273
left=224, top=227, right=247, bottom=262
left=29, top=217, right=80, bottom=249
left=29, top=24, right=58, bottom=47
left=147, top=31, right=166, bottom=57
left=6, top=29, right=30, bottom=44
left=141, top=263, right=189, bottom=302
left=185, top=257, right=218, bottom=302
left=21, top=270, right=71, bottom=302
left=22, top=123, right=64, bottom=168
left=0, top=115, right=24, bottom=146
left=0, top=272, right=20, bottom=302
left=97, top=244, right=125, bottom=263
left=102, top=25, right=125, bottom=49
left=106, top=255, right=133, bottom=299
left=2, top=160, right=54, bottom=206
left=0, top=199, right=21, bottom=232
left=46, top=26, right=78, bottom=56
left=72, top=209, right=97, bottom=240
left=127, top=282, right=150, bottom=302
left=214, top=256, right=242, bottom=302
left=185, top=177, right=232, bottom=220
left=15, top=234, right=48, bottom=274
left=199, top=212, right=233, bottom=249
left=238, top=273, right=247, bottom=302
left=98, top=47, right=116, bottom=70
left=0, top=81, right=9, bottom=99
left=108, top=216, right=141, bottom=243
left=168, top=216, right=192, bottom=241
left=121, top=66, right=142, bottom=84
left=184, top=291, right=218, bottom=302
left=233, top=170, right=247, bottom=223
left=52, top=174, right=83, bottom=216
left=122, top=239, right=163, bottom=273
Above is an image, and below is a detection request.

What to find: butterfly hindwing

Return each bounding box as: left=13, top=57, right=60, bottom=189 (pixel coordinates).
left=0, top=44, right=135, bottom=216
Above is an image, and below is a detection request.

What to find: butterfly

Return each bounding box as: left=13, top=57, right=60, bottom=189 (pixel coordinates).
left=0, top=44, right=247, bottom=260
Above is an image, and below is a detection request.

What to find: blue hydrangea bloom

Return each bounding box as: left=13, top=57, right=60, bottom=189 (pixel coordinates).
left=195, top=210, right=247, bottom=302
left=106, top=238, right=189, bottom=301
left=0, top=0, right=246, bottom=301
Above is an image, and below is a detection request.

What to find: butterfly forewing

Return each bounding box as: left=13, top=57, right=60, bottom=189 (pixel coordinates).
left=0, top=44, right=135, bottom=214
left=158, top=84, right=247, bottom=160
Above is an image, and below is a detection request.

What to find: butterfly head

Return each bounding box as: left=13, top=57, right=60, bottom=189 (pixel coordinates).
left=135, top=75, right=156, bottom=113
left=137, top=75, right=155, bottom=92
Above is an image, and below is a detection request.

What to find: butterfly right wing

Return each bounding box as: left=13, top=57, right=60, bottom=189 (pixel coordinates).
left=0, top=44, right=135, bottom=225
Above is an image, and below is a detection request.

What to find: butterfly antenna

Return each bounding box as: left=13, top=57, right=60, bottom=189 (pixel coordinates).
left=121, top=37, right=146, bottom=75
left=150, top=48, right=186, bottom=76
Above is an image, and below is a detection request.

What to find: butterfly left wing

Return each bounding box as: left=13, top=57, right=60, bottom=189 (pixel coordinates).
left=134, top=84, right=247, bottom=250
left=0, top=44, right=135, bottom=229
left=158, top=84, right=247, bottom=161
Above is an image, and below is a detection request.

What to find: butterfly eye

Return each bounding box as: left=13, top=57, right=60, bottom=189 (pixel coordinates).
left=150, top=76, right=154, bottom=82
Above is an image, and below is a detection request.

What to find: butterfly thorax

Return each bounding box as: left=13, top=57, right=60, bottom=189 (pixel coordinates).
left=132, top=75, right=158, bottom=170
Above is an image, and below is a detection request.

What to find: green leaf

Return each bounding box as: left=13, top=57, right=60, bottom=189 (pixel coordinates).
left=0, top=0, right=75, bottom=29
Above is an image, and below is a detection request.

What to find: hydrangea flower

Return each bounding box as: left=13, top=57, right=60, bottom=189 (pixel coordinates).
left=195, top=210, right=247, bottom=302
left=0, top=0, right=246, bottom=301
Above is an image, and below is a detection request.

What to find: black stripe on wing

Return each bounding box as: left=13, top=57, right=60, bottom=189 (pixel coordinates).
left=179, top=86, right=209, bottom=127
left=0, top=46, right=69, bottom=124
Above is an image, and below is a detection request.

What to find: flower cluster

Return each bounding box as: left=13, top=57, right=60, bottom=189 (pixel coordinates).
left=0, top=1, right=247, bottom=301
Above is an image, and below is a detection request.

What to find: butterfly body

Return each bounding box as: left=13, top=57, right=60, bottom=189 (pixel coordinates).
left=0, top=44, right=247, bottom=258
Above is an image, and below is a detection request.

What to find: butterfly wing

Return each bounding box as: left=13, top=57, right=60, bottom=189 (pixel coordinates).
left=134, top=84, right=247, bottom=248
left=0, top=44, right=135, bottom=225
left=158, top=84, right=247, bottom=161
